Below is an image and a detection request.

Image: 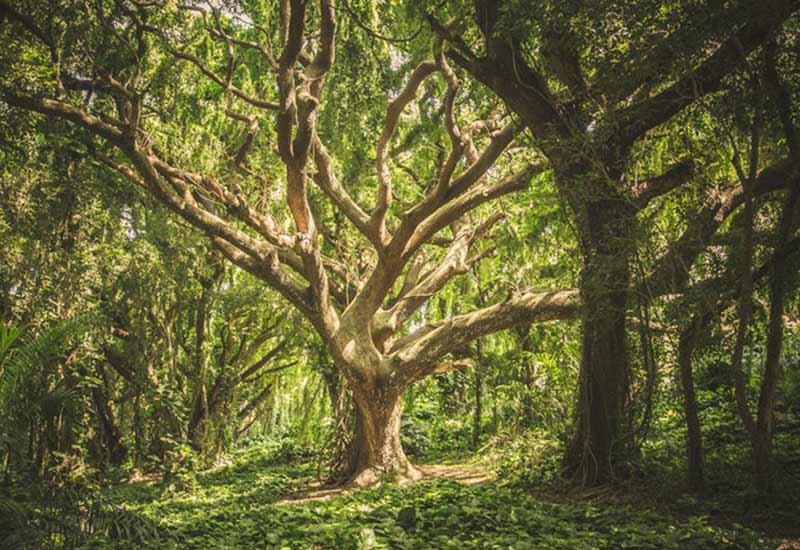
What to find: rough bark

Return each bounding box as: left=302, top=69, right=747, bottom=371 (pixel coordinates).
left=319, top=361, right=356, bottom=478
left=346, top=375, right=419, bottom=485
left=565, top=195, right=637, bottom=485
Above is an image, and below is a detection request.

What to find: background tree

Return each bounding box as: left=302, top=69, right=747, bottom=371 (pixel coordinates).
left=427, top=0, right=799, bottom=484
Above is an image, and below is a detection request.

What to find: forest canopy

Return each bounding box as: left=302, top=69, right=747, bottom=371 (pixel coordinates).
left=0, top=0, right=799, bottom=548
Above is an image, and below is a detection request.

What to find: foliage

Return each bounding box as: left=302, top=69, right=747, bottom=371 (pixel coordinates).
left=0, top=0, right=798, bottom=546
left=68, top=444, right=779, bottom=550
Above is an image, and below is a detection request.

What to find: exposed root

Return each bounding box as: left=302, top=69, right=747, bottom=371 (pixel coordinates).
left=351, top=461, right=422, bottom=487
left=278, top=462, right=492, bottom=504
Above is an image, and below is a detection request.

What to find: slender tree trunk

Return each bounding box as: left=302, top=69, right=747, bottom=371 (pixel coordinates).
left=729, top=103, right=760, bottom=438
left=753, top=44, right=799, bottom=493
left=346, top=375, right=419, bottom=486
left=514, top=325, right=536, bottom=426
left=188, top=283, right=212, bottom=450
left=565, top=199, right=636, bottom=485
left=752, top=259, right=786, bottom=492
left=91, top=386, right=127, bottom=465
left=678, top=314, right=709, bottom=493
left=133, top=392, right=143, bottom=470
left=473, top=368, right=483, bottom=449
left=753, top=186, right=798, bottom=491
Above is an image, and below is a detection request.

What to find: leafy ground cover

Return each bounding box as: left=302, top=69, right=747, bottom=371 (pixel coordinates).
left=72, top=445, right=782, bottom=550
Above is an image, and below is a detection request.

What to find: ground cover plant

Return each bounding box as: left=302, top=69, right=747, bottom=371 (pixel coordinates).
left=1, top=0, right=800, bottom=548
left=66, top=444, right=789, bottom=550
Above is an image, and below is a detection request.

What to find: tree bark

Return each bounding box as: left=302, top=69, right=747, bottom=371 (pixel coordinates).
left=753, top=186, right=799, bottom=491
left=565, top=198, right=636, bottom=485
left=345, top=376, right=419, bottom=486
left=678, top=314, right=709, bottom=493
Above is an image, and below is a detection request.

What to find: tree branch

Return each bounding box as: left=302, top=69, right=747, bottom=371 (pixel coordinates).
left=390, top=288, right=580, bottom=375
left=632, top=159, right=696, bottom=209
left=613, top=0, right=798, bottom=150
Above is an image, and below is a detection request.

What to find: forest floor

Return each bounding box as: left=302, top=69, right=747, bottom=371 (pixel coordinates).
left=281, top=463, right=495, bottom=504
left=82, top=444, right=797, bottom=550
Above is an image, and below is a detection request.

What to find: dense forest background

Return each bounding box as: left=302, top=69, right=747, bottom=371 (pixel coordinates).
left=0, top=0, right=799, bottom=548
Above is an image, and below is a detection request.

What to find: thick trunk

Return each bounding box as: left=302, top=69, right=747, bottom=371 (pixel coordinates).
left=346, top=378, right=419, bottom=486
left=678, top=315, right=708, bottom=493
left=565, top=198, right=636, bottom=485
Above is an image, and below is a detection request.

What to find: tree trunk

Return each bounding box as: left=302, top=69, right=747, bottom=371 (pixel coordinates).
left=754, top=50, right=799, bottom=493
left=346, top=377, right=419, bottom=486
left=678, top=314, right=709, bottom=493
left=319, top=361, right=355, bottom=478
left=91, top=386, right=127, bottom=465
left=133, top=392, right=143, bottom=470
left=187, top=379, right=213, bottom=449
left=753, top=191, right=796, bottom=491
left=473, top=368, right=483, bottom=449
left=565, top=198, right=636, bottom=485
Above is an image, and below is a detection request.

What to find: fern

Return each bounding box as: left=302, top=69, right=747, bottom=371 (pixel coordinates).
left=0, top=319, right=85, bottom=477
left=0, top=323, right=24, bottom=369
left=0, top=320, right=82, bottom=411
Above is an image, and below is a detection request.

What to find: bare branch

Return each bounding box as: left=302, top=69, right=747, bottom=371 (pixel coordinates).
left=371, top=61, right=438, bottom=242
left=632, top=159, right=695, bottom=209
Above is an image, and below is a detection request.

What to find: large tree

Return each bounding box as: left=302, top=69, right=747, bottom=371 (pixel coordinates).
left=427, top=0, right=800, bottom=483
left=0, top=0, right=582, bottom=484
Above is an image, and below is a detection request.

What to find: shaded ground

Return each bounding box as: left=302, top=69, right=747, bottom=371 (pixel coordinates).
left=78, top=446, right=786, bottom=549
left=417, top=463, right=496, bottom=485
left=281, top=463, right=495, bottom=504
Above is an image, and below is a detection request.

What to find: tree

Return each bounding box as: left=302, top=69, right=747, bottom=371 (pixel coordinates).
left=0, top=0, right=580, bottom=484
left=427, top=0, right=799, bottom=483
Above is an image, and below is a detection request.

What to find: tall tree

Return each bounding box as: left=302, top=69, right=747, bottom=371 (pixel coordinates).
left=428, top=0, right=799, bottom=483
left=0, top=0, right=579, bottom=484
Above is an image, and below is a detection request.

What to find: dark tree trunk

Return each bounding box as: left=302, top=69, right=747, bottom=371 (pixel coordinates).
left=133, top=392, right=143, bottom=470
left=753, top=188, right=796, bottom=491
left=91, top=386, right=127, bottom=465
left=565, top=197, right=636, bottom=485
left=753, top=47, right=799, bottom=493
left=678, top=314, right=709, bottom=493
left=473, top=368, right=483, bottom=449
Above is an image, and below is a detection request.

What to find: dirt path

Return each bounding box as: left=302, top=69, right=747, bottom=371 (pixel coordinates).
left=278, top=463, right=494, bottom=504
left=416, top=463, right=495, bottom=485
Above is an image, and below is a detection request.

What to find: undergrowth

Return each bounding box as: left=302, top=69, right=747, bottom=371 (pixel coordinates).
left=63, top=444, right=783, bottom=549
